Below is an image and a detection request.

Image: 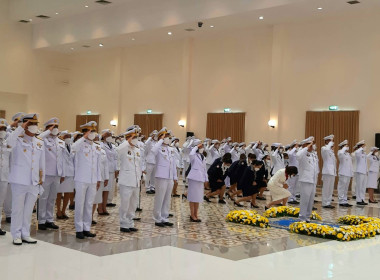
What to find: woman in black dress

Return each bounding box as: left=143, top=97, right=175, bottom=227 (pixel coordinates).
left=234, top=160, right=264, bottom=208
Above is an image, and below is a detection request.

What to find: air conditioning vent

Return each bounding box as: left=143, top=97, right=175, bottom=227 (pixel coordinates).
left=19, top=20, right=31, bottom=23
left=82, top=45, right=91, bottom=48
left=95, top=0, right=112, bottom=5
left=36, top=15, right=51, bottom=19
left=347, top=0, right=360, bottom=4
left=185, top=28, right=195, bottom=32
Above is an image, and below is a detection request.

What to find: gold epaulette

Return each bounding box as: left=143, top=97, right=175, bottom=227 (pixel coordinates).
left=18, top=135, right=24, bottom=138
left=35, top=136, right=43, bottom=141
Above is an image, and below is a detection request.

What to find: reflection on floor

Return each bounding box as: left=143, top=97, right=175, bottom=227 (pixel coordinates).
left=1, top=182, right=380, bottom=261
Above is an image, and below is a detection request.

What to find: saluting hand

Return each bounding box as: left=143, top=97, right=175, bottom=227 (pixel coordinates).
left=21, top=120, right=30, bottom=130
left=83, top=130, right=91, bottom=139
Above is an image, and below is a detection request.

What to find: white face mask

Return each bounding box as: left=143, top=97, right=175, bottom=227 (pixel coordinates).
left=279, top=148, right=284, bottom=153
left=153, top=136, right=158, bottom=141
left=254, top=167, right=260, bottom=171
left=163, top=137, right=171, bottom=145
left=312, top=144, right=317, bottom=151
left=27, top=125, right=38, bottom=134
left=106, top=136, right=113, bottom=143
left=199, top=148, right=204, bottom=154
left=0, top=131, right=6, bottom=139
left=175, top=142, right=179, bottom=147
left=64, top=138, right=71, bottom=145
left=362, top=146, right=367, bottom=152
left=51, top=128, right=59, bottom=136
left=375, top=152, right=379, bottom=157
left=131, top=138, right=138, bottom=146
left=88, top=132, right=96, bottom=141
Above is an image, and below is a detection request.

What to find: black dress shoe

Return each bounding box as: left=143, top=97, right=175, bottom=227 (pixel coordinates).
left=339, top=203, right=352, bottom=207
left=129, top=228, right=138, bottom=232
left=76, top=232, right=85, bottom=239
left=322, top=205, right=335, bottom=209
left=163, top=222, right=174, bottom=227
left=264, top=206, right=269, bottom=211
left=5, top=217, right=11, bottom=223
left=190, top=216, right=198, bottom=222
left=288, top=200, right=299, bottom=205
left=151, top=190, right=156, bottom=194
left=369, top=200, right=378, bottom=204
left=83, top=231, right=96, bottom=237
left=133, top=217, right=141, bottom=221
left=136, top=208, right=143, bottom=212
left=256, top=196, right=266, bottom=201
left=204, top=196, right=211, bottom=202
left=92, top=220, right=97, bottom=225
left=62, top=214, right=69, bottom=220
left=356, top=202, right=367, bottom=206
left=168, top=214, right=173, bottom=217
left=296, top=194, right=301, bottom=199
left=38, top=224, right=47, bottom=230
left=234, top=201, right=244, bottom=207
left=218, top=199, right=226, bottom=204
left=56, top=215, right=65, bottom=220
left=45, top=222, right=59, bottom=229
left=196, top=219, right=202, bottom=222
left=352, top=196, right=356, bottom=199
left=106, top=203, right=116, bottom=207
left=0, top=229, right=6, bottom=236
left=172, top=194, right=180, bottom=198
left=250, top=203, right=260, bottom=209
left=155, top=222, right=165, bottom=227
left=69, top=205, right=75, bottom=210
left=181, top=194, right=187, bottom=200
left=120, top=227, right=131, bottom=233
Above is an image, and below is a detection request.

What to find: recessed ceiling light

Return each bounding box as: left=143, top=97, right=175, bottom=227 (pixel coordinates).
left=55, top=12, right=59, bottom=15
left=70, top=47, right=74, bottom=50
left=317, top=7, right=323, bottom=10
left=99, top=43, right=104, bottom=47
left=85, top=5, right=89, bottom=8
left=168, top=32, right=172, bottom=35
left=29, top=18, right=32, bottom=22
left=131, top=38, right=135, bottom=41
left=210, top=25, right=214, bottom=28
left=259, top=16, right=264, bottom=20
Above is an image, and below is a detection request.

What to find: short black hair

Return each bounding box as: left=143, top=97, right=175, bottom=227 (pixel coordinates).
left=285, top=166, right=298, bottom=176
left=252, top=160, right=263, bottom=166
left=248, top=153, right=256, bottom=160
left=222, top=153, right=231, bottom=162
left=239, top=154, right=247, bottom=161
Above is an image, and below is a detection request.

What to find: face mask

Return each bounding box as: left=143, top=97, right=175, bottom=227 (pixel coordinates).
left=138, top=137, right=142, bottom=141
left=163, top=137, right=171, bottom=145
left=131, top=138, right=138, bottom=146
left=17, top=122, right=22, bottom=127
left=175, top=142, right=179, bottom=147
left=199, top=148, right=204, bottom=154
left=0, top=131, right=6, bottom=139
left=279, top=148, right=284, bottom=153
left=362, top=146, right=367, bottom=152
left=375, top=152, right=379, bottom=157
left=266, top=160, right=271, bottom=164
left=64, top=138, right=71, bottom=145
left=254, top=167, right=260, bottom=172
left=51, top=128, right=59, bottom=136
left=27, top=125, right=38, bottom=134
left=312, top=144, right=317, bottom=151
left=106, top=137, right=113, bottom=143
left=88, top=132, right=96, bottom=141
left=153, top=136, right=158, bottom=141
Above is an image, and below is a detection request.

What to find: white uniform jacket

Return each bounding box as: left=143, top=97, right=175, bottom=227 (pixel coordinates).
left=117, top=141, right=142, bottom=188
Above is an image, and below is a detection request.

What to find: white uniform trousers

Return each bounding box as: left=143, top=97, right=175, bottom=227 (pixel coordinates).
left=145, top=163, right=156, bottom=191
left=119, top=185, right=139, bottom=228
left=106, top=172, right=116, bottom=204
left=4, top=183, right=12, bottom=218
left=0, top=181, right=8, bottom=228
left=287, top=175, right=299, bottom=202
left=10, top=183, right=39, bottom=239
left=153, top=178, right=173, bottom=223
left=355, top=173, right=367, bottom=203
left=38, top=175, right=60, bottom=224
left=183, top=161, right=189, bottom=184
left=299, top=182, right=316, bottom=222
left=74, top=182, right=96, bottom=232
left=322, top=175, right=335, bottom=206
left=337, top=175, right=351, bottom=204
left=351, top=173, right=357, bottom=197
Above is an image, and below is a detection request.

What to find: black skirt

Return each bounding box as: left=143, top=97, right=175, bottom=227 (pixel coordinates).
left=242, top=184, right=260, bottom=197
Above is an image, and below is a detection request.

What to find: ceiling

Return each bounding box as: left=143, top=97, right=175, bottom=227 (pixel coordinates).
left=8, top=0, right=380, bottom=53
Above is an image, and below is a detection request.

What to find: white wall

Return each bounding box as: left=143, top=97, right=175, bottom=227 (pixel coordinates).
left=2, top=0, right=380, bottom=146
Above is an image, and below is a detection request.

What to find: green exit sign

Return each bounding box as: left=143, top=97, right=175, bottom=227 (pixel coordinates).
left=224, top=108, right=231, bottom=113
left=147, top=109, right=152, bottom=114
left=329, top=106, right=339, bottom=111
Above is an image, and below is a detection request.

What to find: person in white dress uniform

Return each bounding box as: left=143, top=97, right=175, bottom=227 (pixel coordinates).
left=270, top=143, right=285, bottom=176
left=93, top=134, right=109, bottom=221
left=287, top=140, right=300, bottom=205
left=367, top=147, right=379, bottom=204
left=321, top=134, right=337, bottom=209
left=171, top=137, right=182, bottom=197
left=230, top=143, right=240, bottom=162
left=100, top=129, right=118, bottom=211
left=187, top=139, right=208, bottom=222
left=144, top=130, right=158, bottom=194
left=337, top=140, right=353, bottom=207
left=351, top=144, right=358, bottom=199
left=0, top=119, right=10, bottom=235
left=56, top=131, right=75, bottom=219
left=297, top=137, right=318, bottom=222
left=72, top=121, right=101, bottom=239
left=265, top=166, right=298, bottom=209
left=8, top=114, right=45, bottom=245
left=354, top=140, right=368, bottom=206
left=117, top=128, right=142, bottom=232
left=152, top=128, right=177, bottom=227
left=37, top=117, right=64, bottom=230
left=205, top=140, right=221, bottom=170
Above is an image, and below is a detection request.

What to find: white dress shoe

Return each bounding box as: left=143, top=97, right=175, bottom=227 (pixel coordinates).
left=22, top=237, right=37, bottom=244
left=13, top=238, right=22, bottom=245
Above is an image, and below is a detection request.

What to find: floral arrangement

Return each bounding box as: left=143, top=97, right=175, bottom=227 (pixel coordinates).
left=263, top=206, right=322, bottom=221
left=226, top=210, right=270, bottom=228
left=290, top=215, right=380, bottom=241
